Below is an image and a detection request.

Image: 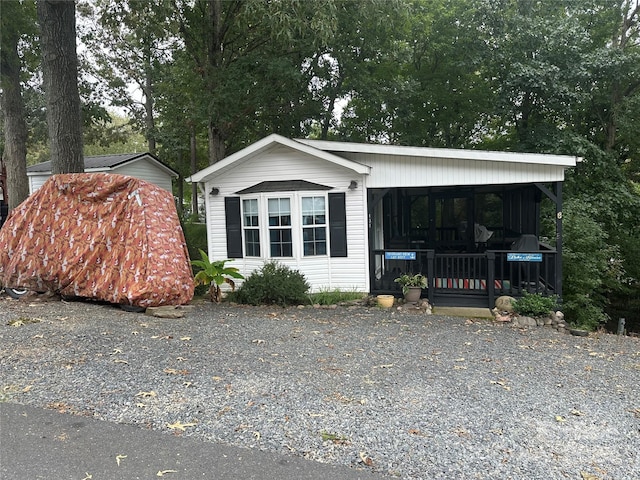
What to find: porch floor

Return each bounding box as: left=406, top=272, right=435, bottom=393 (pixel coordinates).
left=432, top=306, right=494, bottom=319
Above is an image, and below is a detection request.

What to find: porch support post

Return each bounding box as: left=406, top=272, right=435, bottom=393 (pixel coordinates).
left=487, top=251, right=496, bottom=309
left=427, top=250, right=435, bottom=305
left=554, top=181, right=563, bottom=303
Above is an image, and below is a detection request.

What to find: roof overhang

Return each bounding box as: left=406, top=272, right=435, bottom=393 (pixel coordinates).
left=296, top=139, right=581, bottom=167
left=187, top=134, right=371, bottom=183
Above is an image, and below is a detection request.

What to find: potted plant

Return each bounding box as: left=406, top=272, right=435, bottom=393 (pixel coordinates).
left=394, top=273, right=427, bottom=303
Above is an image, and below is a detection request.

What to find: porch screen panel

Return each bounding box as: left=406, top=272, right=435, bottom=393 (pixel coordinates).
left=268, top=198, right=292, bottom=257
left=302, top=196, right=327, bottom=256
left=225, top=196, right=243, bottom=258
left=328, top=192, right=347, bottom=257
left=242, top=199, right=260, bottom=257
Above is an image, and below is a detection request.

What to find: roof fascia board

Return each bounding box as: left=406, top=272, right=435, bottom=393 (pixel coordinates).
left=295, top=139, right=580, bottom=167
left=187, top=134, right=370, bottom=183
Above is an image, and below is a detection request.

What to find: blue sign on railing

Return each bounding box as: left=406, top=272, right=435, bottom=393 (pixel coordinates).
left=385, top=251, right=417, bottom=260
left=507, top=253, right=543, bottom=262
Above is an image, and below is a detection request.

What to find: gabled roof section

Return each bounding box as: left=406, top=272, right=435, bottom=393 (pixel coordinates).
left=236, top=180, right=333, bottom=194
left=296, top=139, right=580, bottom=167
left=187, top=134, right=370, bottom=183
left=27, top=153, right=179, bottom=177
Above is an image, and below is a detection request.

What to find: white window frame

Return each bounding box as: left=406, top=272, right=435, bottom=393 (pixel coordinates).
left=242, top=198, right=261, bottom=257
left=239, top=192, right=330, bottom=260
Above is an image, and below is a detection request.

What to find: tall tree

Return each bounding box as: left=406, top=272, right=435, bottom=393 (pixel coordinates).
left=172, top=0, right=338, bottom=164
left=78, top=0, right=175, bottom=154
left=37, top=0, right=83, bottom=173
left=1, top=1, right=35, bottom=208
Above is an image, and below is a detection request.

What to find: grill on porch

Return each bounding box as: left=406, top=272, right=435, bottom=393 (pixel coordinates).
left=371, top=248, right=557, bottom=308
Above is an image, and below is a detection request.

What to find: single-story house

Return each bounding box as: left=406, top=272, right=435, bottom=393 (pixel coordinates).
left=188, top=134, right=580, bottom=307
left=27, top=153, right=178, bottom=194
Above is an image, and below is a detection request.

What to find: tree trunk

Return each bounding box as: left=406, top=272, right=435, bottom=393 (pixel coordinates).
left=37, top=0, right=83, bottom=174
left=205, top=0, right=226, bottom=165
left=190, top=125, right=198, bottom=216
left=207, top=122, right=226, bottom=165
left=143, top=42, right=156, bottom=154
left=0, top=18, right=30, bottom=209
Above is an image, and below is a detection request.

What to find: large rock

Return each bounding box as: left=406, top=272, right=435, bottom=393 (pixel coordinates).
left=495, top=296, right=516, bottom=313
left=145, top=306, right=186, bottom=318
left=515, top=316, right=537, bottom=328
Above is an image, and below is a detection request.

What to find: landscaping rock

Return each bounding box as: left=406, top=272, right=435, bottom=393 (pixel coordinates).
left=495, top=296, right=516, bottom=312
left=145, top=306, right=186, bottom=318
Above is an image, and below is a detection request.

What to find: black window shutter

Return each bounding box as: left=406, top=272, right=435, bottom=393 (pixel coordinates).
left=225, top=197, right=243, bottom=258
left=328, top=192, right=347, bottom=257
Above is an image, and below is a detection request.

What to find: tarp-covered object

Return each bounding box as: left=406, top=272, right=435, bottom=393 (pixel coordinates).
left=0, top=173, right=194, bottom=307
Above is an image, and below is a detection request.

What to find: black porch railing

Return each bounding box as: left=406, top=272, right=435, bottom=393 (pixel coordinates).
left=371, top=249, right=557, bottom=308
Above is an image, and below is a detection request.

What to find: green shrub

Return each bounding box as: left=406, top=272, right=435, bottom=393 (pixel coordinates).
left=513, top=292, right=558, bottom=317
left=307, top=288, right=366, bottom=305
left=182, top=221, right=208, bottom=263
left=229, top=261, right=310, bottom=307
left=563, top=293, right=608, bottom=331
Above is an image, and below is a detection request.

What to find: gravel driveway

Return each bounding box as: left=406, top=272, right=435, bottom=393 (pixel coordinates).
left=1, top=294, right=639, bottom=479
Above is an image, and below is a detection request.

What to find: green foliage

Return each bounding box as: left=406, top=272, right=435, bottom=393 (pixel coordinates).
left=191, top=250, right=243, bottom=303
left=229, top=262, right=310, bottom=307
left=307, top=288, right=366, bottom=305
left=182, top=221, right=207, bottom=264
left=563, top=294, right=607, bottom=331
left=513, top=292, right=558, bottom=318
left=394, top=273, right=427, bottom=295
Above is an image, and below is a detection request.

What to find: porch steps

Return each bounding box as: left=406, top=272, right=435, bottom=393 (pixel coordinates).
left=432, top=306, right=493, bottom=319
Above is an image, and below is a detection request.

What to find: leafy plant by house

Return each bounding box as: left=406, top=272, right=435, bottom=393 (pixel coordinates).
left=512, top=292, right=558, bottom=318
left=394, top=273, right=427, bottom=295
left=191, top=249, right=243, bottom=303
left=228, top=261, right=309, bottom=307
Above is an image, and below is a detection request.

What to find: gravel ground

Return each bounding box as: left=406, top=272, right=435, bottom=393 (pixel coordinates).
left=1, top=293, right=639, bottom=480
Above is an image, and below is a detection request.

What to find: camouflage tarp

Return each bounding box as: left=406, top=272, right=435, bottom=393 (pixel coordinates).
left=0, top=173, right=194, bottom=307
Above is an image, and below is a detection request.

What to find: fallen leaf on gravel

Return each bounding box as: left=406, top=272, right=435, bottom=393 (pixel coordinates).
left=375, top=364, right=394, bottom=369
left=110, top=349, right=123, bottom=355
left=167, top=420, right=197, bottom=431
left=212, top=376, right=223, bottom=382
left=628, top=408, right=640, bottom=418
left=82, top=474, right=92, bottom=480
left=252, top=339, right=265, bottom=344
left=157, top=470, right=178, bottom=476
left=580, top=472, right=601, bottom=480
left=555, top=415, right=566, bottom=423
left=135, top=391, right=157, bottom=398
left=253, top=431, right=261, bottom=440
left=180, top=336, right=191, bottom=341
left=136, top=403, right=146, bottom=408
left=454, top=358, right=465, bottom=362
left=570, top=409, right=584, bottom=416
left=359, top=451, right=373, bottom=466
left=115, top=454, right=127, bottom=466
left=113, top=359, right=128, bottom=364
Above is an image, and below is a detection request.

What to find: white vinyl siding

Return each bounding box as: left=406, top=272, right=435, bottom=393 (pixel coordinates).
left=336, top=152, right=566, bottom=189
left=204, top=147, right=369, bottom=293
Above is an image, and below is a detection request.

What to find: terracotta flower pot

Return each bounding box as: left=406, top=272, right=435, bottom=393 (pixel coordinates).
left=377, top=295, right=395, bottom=308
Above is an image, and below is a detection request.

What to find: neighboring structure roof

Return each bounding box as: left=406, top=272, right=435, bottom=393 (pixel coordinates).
left=187, top=134, right=370, bottom=183
left=27, top=153, right=179, bottom=178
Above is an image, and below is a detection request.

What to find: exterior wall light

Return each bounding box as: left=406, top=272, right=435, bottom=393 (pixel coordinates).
left=348, top=180, right=358, bottom=190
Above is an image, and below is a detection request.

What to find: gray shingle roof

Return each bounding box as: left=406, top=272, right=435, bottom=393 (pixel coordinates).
left=27, top=153, right=178, bottom=176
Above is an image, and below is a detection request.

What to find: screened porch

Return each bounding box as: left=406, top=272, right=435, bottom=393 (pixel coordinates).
left=367, top=183, right=563, bottom=307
